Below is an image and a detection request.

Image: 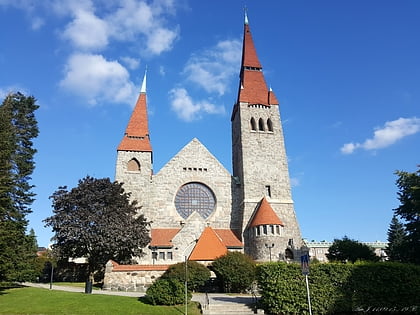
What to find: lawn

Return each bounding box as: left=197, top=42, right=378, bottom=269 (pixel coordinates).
left=0, top=286, right=201, bottom=315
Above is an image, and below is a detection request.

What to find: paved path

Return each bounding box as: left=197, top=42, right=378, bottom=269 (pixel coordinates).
left=23, top=282, right=145, bottom=297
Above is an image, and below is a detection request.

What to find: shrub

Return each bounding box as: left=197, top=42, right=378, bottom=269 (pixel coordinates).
left=146, top=278, right=190, bottom=305
left=257, top=262, right=420, bottom=315
left=161, top=261, right=210, bottom=292
left=212, top=251, right=256, bottom=293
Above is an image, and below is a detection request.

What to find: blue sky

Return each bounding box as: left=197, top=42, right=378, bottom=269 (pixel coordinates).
left=1, top=0, right=419, bottom=247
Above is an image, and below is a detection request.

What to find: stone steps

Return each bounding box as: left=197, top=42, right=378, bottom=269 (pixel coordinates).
left=202, top=303, right=256, bottom=315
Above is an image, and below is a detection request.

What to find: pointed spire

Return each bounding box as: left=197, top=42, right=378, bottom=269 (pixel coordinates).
left=235, top=12, right=279, bottom=108
left=117, top=68, right=152, bottom=152
left=140, top=67, right=147, bottom=93
left=189, top=227, right=228, bottom=261
left=244, top=8, right=249, bottom=25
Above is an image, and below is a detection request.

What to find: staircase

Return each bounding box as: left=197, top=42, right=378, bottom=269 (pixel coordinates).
left=194, top=293, right=263, bottom=315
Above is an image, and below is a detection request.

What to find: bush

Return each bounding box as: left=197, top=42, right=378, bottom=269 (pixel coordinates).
left=257, top=262, right=420, bottom=315
left=212, top=251, right=256, bottom=293
left=161, top=261, right=210, bottom=292
left=146, top=278, right=190, bottom=305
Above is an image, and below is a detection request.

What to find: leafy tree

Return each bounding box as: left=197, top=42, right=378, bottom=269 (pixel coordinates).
left=161, top=260, right=210, bottom=291
left=394, top=167, right=420, bottom=264
left=212, top=251, right=256, bottom=293
left=386, top=215, right=407, bottom=262
left=0, top=92, right=39, bottom=282
left=326, top=236, right=379, bottom=263
left=44, top=176, right=151, bottom=289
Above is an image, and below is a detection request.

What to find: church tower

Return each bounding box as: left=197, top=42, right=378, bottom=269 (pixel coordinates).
left=115, top=71, right=153, bottom=207
left=231, top=13, right=302, bottom=261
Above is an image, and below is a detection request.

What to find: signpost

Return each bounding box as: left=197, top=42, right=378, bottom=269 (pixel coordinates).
left=301, top=254, right=312, bottom=315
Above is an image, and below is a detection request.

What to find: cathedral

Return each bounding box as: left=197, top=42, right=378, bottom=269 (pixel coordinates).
left=114, top=13, right=303, bottom=267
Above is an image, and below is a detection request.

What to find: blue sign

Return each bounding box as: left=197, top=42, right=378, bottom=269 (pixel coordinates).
left=301, top=254, right=310, bottom=275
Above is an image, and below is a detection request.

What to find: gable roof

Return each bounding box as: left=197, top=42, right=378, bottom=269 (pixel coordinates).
left=248, top=197, right=284, bottom=228
left=213, top=229, right=243, bottom=248
left=117, top=71, right=152, bottom=152
left=189, top=227, right=228, bottom=261
left=150, top=228, right=181, bottom=247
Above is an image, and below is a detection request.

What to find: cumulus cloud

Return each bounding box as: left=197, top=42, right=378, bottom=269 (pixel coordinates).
left=62, top=9, right=109, bottom=51
left=169, top=88, right=225, bottom=121
left=341, top=117, right=420, bottom=154
left=60, top=53, right=136, bottom=105
left=121, top=56, right=140, bottom=70
left=183, top=39, right=241, bottom=95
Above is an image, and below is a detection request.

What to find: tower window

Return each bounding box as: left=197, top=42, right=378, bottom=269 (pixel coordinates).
left=263, top=225, right=267, bottom=235
left=267, top=118, right=273, bottom=132
left=127, top=158, right=140, bottom=172
left=250, top=117, right=257, bottom=131
left=265, top=185, right=271, bottom=197
left=258, top=118, right=265, bottom=131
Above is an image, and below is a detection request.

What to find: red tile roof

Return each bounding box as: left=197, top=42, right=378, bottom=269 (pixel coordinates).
left=189, top=227, right=228, bottom=261
left=118, top=93, right=152, bottom=152
left=236, top=16, right=279, bottom=108
left=242, top=23, right=262, bottom=69
left=213, top=229, right=243, bottom=248
left=109, top=260, right=169, bottom=272
left=150, top=228, right=181, bottom=247
left=249, top=197, right=284, bottom=227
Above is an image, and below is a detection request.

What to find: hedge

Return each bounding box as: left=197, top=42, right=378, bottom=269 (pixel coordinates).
left=257, top=262, right=420, bottom=314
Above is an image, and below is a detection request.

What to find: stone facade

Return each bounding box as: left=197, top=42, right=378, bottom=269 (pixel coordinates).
left=113, top=16, right=303, bottom=269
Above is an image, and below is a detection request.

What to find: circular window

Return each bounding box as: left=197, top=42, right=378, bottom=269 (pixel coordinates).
left=175, top=182, right=216, bottom=219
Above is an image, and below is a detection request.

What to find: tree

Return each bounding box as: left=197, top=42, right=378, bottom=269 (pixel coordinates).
left=0, top=92, right=39, bottom=282
left=161, top=260, right=210, bottom=291
left=44, top=176, right=151, bottom=290
left=326, top=236, right=379, bottom=263
left=386, top=215, right=407, bottom=262
left=394, top=167, right=420, bottom=264
left=212, top=251, right=256, bottom=293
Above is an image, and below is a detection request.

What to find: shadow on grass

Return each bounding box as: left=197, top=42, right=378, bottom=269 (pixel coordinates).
left=138, top=296, right=195, bottom=314
left=0, top=282, right=24, bottom=295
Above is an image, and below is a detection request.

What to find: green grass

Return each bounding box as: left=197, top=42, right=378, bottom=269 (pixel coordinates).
left=0, top=287, right=201, bottom=315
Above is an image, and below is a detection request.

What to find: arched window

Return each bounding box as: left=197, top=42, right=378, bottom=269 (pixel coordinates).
left=250, top=117, right=257, bottom=131
left=267, top=118, right=273, bottom=132
left=127, top=158, right=140, bottom=172
left=258, top=118, right=265, bottom=131
left=285, top=248, right=294, bottom=260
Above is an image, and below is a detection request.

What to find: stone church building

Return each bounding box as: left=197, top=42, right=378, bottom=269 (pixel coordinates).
left=104, top=14, right=303, bottom=289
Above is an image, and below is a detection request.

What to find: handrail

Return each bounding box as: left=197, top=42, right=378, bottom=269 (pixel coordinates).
left=204, top=292, right=210, bottom=310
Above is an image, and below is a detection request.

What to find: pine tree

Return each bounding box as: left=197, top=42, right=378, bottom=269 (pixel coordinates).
left=0, top=92, right=39, bottom=281
left=394, top=167, right=420, bottom=264
left=385, top=215, right=407, bottom=262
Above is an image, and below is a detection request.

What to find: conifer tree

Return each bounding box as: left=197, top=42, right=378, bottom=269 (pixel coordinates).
left=386, top=215, right=407, bottom=262
left=0, top=92, right=39, bottom=281
left=394, top=167, right=420, bottom=264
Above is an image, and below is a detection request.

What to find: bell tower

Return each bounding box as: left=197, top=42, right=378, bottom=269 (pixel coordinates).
left=115, top=70, right=153, bottom=207
left=231, top=13, right=302, bottom=261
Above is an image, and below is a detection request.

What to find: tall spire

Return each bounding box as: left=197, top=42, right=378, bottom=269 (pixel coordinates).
left=140, top=67, right=147, bottom=93
left=117, top=69, right=152, bottom=152
left=236, top=13, right=279, bottom=108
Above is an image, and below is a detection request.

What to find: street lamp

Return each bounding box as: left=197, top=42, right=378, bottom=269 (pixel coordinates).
left=183, top=240, right=197, bottom=315
left=265, top=243, right=275, bottom=262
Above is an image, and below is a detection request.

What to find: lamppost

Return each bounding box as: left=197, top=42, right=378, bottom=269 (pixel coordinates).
left=265, top=243, right=275, bottom=262
left=183, top=240, right=197, bottom=315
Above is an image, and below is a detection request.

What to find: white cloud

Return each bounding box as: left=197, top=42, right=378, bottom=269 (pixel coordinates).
left=120, top=56, right=140, bottom=70
left=341, top=117, right=420, bottom=154
left=60, top=53, right=136, bottom=105
left=62, top=9, right=109, bottom=51
left=183, top=39, right=241, bottom=95
left=169, top=88, right=225, bottom=121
